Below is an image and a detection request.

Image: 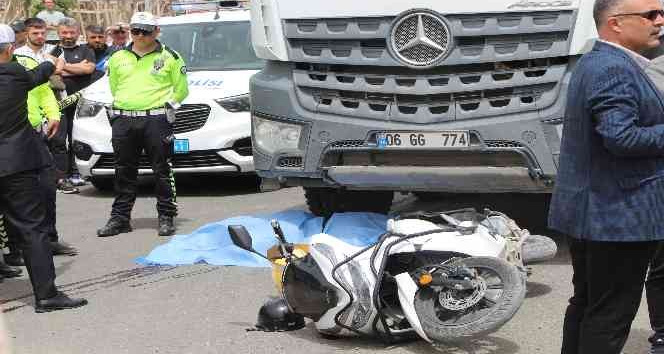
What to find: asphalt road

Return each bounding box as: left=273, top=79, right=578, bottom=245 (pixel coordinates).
left=0, top=176, right=655, bottom=354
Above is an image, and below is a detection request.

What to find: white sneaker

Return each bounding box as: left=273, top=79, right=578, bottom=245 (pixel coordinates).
left=68, top=174, right=87, bottom=187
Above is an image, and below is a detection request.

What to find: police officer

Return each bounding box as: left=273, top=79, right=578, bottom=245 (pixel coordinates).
left=0, top=23, right=86, bottom=312
left=97, top=12, right=189, bottom=237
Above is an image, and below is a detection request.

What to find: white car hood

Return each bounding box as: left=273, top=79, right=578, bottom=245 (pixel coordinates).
left=81, top=70, right=258, bottom=104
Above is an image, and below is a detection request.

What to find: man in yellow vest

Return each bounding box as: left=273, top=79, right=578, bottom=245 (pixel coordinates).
left=97, top=12, right=188, bottom=237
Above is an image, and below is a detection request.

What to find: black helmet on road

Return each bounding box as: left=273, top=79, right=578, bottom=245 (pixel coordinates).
left=255, top=297, right=305, bottom=332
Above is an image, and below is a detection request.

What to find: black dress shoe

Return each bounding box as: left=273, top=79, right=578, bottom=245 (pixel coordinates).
left=158, top=215, right=176, bottom=236
left=35, top=292, right=88, bottom=313
left=0, top=262, right=22, bottom=278
left=50, top=241, right=78, bottom=256
left=3, top=253, right=24, bottom=266
left=97, top=217, right=132, bottom=237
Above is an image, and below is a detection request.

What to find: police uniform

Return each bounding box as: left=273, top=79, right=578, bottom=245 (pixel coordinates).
left=102, top=26, right=188, bottom=235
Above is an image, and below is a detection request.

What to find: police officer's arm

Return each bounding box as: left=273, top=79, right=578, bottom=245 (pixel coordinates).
left=36, top=84, right=60, bottom=123
left=37, top=85, right=61, bottom=138
left=169, top=56, right=189, bottom=103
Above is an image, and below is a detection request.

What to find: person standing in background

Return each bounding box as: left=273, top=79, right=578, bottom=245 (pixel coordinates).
left=83, top=25, right=111, bottom=82
left=35, top=0, right=64, bottom=45
left=9, top=20, right=26, bottom=48
left=51, top=18, right=95, bottom=188
left=107, top=22, right=129, bottom=50
left=14, top=18, right=69, bottom=99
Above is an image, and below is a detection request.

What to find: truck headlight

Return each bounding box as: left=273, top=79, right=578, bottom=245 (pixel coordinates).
left=252, top=115, right=302, bottom=154
left=76, top=98, right=105, bottom=119
left=215, top=94, right=251, bottom=112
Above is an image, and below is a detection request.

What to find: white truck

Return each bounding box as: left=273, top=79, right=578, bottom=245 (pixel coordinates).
left=73, top=2, right=262, bottom=190
left=248, top=0, right=597, bottom=216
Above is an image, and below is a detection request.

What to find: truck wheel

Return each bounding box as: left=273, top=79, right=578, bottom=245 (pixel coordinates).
left=303, top=187, right=393, bottom=218
left=90, top=177, right=114, bottom=192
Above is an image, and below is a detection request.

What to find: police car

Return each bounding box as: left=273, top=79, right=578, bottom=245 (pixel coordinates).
left=73, top=1, right=261, bottom=190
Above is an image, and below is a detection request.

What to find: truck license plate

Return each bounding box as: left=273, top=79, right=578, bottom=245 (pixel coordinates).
left=376, top=131, right=470, bottom=149
left=173, top=139, right=190, bottom=154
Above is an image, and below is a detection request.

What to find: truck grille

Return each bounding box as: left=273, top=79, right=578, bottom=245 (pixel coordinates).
left=287, top=11, right=574, bottom=123
left=173, top=104, right=211, bottom=134
left=284, top=11, right=574, bottom=66
left=295, top=57, right=566, bottom=123
left=94, top=151, right=233, bottom=170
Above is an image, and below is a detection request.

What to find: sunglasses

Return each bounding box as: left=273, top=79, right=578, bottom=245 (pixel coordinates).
left=130, top=28, right=153, bottom=36
left=613, top=9, right=664, bottom=21
left=112, top=30, right=126, bottom=34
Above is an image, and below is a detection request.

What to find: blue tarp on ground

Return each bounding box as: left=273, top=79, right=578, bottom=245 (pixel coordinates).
left=136, top=210, right=388, bottom=267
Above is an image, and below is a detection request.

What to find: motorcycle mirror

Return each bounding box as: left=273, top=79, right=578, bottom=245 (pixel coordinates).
left=228, top=225, right=268, bottom=260
left=228, top=225, right=254, bottom=250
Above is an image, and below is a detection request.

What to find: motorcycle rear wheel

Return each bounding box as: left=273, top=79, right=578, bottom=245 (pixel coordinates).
left=413, top=256, right=526, bottom=342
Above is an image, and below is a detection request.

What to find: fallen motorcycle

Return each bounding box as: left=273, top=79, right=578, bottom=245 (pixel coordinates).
left=229, top=208, right=556, bottom=343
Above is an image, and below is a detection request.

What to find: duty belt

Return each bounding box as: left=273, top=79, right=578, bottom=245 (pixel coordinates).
left=111, top=108, right=167, bottom=117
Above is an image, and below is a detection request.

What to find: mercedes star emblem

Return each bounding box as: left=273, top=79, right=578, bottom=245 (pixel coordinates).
left=388, top=10, right=452, bottom=69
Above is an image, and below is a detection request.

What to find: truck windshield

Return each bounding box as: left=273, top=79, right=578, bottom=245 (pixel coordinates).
left=159, top=21, right=263, bottom=71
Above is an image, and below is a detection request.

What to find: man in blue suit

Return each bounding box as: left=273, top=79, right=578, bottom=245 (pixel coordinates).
left=548, top=0, right=664, bottom=353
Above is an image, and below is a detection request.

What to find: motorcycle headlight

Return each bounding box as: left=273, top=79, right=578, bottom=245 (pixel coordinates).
left=215, top=94, right=251, bottom=113
left=252, top=115, right=303, bottom=154
left=76, top=98, right=105, bottom=119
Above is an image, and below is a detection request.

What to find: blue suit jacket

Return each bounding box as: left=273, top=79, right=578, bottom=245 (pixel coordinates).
left=548, top=41, right=664, bottom=241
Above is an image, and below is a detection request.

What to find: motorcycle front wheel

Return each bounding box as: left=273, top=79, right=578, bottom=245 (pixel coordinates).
left=413, top=256, right=526, bottom=342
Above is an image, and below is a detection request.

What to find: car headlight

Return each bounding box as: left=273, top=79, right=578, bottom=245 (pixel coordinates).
left=215, top=94, right=251, bottom=112
left=76, top=98, right=105, bottom=119
left=252, top=115, right=302, bottom=154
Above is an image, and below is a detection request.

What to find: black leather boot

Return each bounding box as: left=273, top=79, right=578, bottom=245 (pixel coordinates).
left=97, top=217, right=132, bottom=237
left=158, top=215, right=176, bottom=236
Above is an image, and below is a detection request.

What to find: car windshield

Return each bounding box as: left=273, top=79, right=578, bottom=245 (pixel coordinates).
left=159, top=21, right=263, bottom=71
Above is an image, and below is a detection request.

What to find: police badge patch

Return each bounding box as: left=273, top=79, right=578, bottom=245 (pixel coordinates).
left=151, top=57, right=165, bottom=75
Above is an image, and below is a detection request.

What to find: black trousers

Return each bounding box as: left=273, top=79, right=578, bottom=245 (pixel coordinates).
left=4, top=163, right=59, bottom=257
left=39, top=164, right=58, bottom=241
left=50, top=105, right=76, bottom=178
left=0, top=170, right=57, bottom=300
left=562, top=237, right=659, bottom=354
left=647, top=244, right=664, bottom=338
left=110, top=114, right=177, bottom=220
